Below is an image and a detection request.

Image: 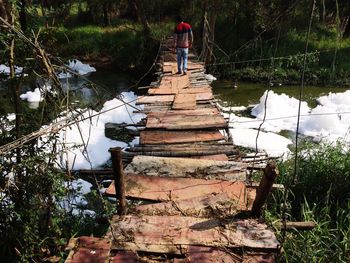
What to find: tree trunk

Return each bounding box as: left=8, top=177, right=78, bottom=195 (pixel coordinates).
left=19, top=0, right=27, bottom=31
left=200, top=0, right=217, bottom=66
left=0, top=0, right=10, bottom=22
left=131, top=0, right=151, bottom=39
left=103, top=3, right=109, bottom=27
left=322, top=0, right=326, bottom=23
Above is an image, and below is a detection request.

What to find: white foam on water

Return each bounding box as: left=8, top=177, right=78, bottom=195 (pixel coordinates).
left=228, top=89, right=350, bottom=157
left=45, top=91, right=144, bottom=170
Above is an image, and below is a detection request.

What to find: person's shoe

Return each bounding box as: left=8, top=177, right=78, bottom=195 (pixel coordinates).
left=175, top=71, right=182, bottom=75
left=183, top=71, right=187, bottom=75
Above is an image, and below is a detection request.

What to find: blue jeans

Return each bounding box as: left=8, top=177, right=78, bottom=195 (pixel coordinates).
left=176, top=48, right=188, bottom=73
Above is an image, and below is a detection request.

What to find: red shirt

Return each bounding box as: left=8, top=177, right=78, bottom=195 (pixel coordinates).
left=174, top=22, right=193, bottom=48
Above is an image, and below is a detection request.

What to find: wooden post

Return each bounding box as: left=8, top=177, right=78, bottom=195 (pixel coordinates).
left=109, top=147, right=126, bottom=215
left=277, top=221, right=316, bottom=231
left=251, top=160, right=279, bottom=217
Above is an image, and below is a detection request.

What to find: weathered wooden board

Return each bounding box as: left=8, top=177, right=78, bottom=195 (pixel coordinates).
left=148, top=87, right=179, bottom=95
left=136, top=95, right=174, bottom=105
left=65, top=237, right=111, bottom=263
left=105, top=174, right=246, bottom=201
left=187, top=62, right=205, bottom=70
left=142, top=103, right=212, bottom=113
left=182, top=247, right=276, bottom=263
left=142, top=105, right=172, bottom=112
left=172, top=93, right=197, bottom=110
left=179, top=87, right=212, bottom=94
left=196, top=92, right=214, bottom=101
left=140, top=130, right=224, bottom=144
left=111, top=251, right=139, bottom=263
left=110, top=216, right=279, bottom=251
left=147, top=108, right=220, bottom=117
left=157, top=83, right=172, bottom=90
left=124, top=155, right=246, bottom=180
left=146, top=115, right=227, bottom=129
left=129, top=142, right=236, bottom=151
left=181, top=246, right=239, bottom=263
left=136, top=191, right=250, bottom=217
left=193, top=154, right=229, bottom=161
left=163, top=65, right=174, bottom=73
left=172, top=74, right=190, bottom=90
left=148, top=86, right=212, bottom=95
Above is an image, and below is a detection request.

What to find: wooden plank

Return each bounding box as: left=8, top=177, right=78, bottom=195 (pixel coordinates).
left=129, top=143, right=238, bottom=152
left=140, top=130, right=224, bottom=144
left=178, top=87, right=212, bottom=94
left=163, top=63, right=176, bottom=74
left=193, top=154, right=229, bottom=161
left=149, top=84, right=211, bottom=95
left=136, top=95, right=174, bottom=105
left=136, top=192, right=249, bottom=217
left=172, top=93, right=196, bottom=110
left=147, top=108, right=220, bottom=117
left=142, top=103, right=212, bottom=113
left=111, top=251, right=138, bottom=263
left=65, top=237, right=111, bottom=263
left=172, top=74, right=190, bottom=90
left=164, top=62, right=176, bottom=66
left=187, top=62, right=205, bottom=70
left=148, top=87, right=179, bottom=95
left=184, top=246, right=275, bottom=263
left=143, top=105, right=171, bottom=112
left=110, top=216, right=279, bottom=251
left=196, top=92, right=214, bottom=101
left=105, top=174, right=247, bottom=201
left=146, top=115, right=227, bottom=129
left=124, top=155, right=246, bottom=180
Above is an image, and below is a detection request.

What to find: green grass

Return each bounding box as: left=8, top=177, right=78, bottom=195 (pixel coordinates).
left=46, top=24, right=145, bottom=69
left=265, top=141, right=350, bottom=262
left=150, top=21, right=174, bottom=41
left=214, top=21, right=350, bottom=85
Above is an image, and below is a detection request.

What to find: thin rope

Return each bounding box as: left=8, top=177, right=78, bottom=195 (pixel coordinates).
left=279, top=0, right=317, bottom=259
left=226, top=110, right=350, bottom=125
left=250, top=25, right=281, bottom=182
left=0, top=97, right=140, bottom=154
left=293, top=0, right=316, bottom=184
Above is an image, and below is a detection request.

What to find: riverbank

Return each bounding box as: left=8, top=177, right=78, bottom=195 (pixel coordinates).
left=39, top=22, right=162, bottom=77
left=210, top=22, right=350, bottom=87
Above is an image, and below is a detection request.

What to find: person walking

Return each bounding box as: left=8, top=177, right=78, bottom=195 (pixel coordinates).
left=174, top=15, right=193, bottom=75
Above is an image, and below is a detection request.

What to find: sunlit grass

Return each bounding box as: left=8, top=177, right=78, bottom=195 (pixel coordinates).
left=265, top=141, right=350, bottom=262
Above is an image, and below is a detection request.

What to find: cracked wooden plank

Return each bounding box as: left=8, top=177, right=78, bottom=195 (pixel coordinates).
left=135, top=192, right=249, bottom=217
left=173, top=93, right=196, bottom=110
left=146, top=115, right=227, bottom=130
left=140, top=130, right=224, bottom=144
left=136, top=95, right=175, bottom=105
left=124, top=155, right=246, bottom=180
left=105, top=174, right=247, bottom=201
left=110, top=216, right=279, bottom=252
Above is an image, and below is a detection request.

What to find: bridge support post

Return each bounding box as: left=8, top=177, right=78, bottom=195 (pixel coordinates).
left=109, top=147, right=126, bottom=215
left=251, top=160, right=278, bottom=217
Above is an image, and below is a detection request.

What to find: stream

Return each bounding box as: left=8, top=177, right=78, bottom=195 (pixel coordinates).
left=2, top=66, right=350, bottom=162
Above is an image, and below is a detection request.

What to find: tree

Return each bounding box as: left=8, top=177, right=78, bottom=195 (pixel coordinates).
left=0, top=0, right=10, bottom=22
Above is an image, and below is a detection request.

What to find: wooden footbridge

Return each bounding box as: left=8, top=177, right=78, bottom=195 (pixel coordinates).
left=65, top=38, right=281, bottom=262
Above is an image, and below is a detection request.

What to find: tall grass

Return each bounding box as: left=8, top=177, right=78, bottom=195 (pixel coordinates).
left=50, top=25, right=141, bottom=63
left=266, top=141, right=350, bottom=262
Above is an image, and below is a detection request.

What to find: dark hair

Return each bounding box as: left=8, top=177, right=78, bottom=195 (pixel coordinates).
left=176, top=15, right=183, bottom=23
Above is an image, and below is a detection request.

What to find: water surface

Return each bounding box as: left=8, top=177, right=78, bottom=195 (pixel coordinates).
left=212, top=80, right=348, bottom=108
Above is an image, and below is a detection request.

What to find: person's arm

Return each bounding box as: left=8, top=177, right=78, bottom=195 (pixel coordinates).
left=189, top=27, right=194, bottom=48
left=173, top=26, right=178, bottom=50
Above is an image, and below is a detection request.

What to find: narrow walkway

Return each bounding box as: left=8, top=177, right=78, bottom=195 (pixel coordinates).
left=65, top=39, right=279, bottom=262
